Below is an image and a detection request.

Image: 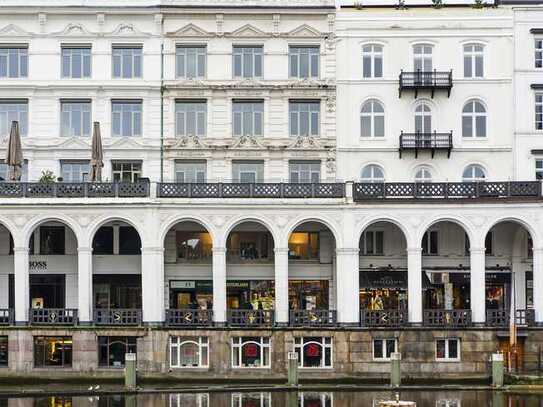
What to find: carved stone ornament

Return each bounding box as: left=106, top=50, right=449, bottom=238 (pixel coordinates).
left=326, top=96, right=336, bottom=113
left=172, top=135, right=207, bottom=149
left=230, top=135, right=265, bottom=150
left=210, top=216, right=226, bottom=228
left=288, top=135, right=321, bottom=150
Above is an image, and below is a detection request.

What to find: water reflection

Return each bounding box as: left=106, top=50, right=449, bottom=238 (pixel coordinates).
left=2, top=390, right=543, bottom=407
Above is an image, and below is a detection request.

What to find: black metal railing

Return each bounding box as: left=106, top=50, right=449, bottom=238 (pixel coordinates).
left=399, top=131, right=453, bottom=158
left=486, top=309, right=535, bottom=327
left=353, top=181, right=541, bottom=201
left=0, top=309, right=13, bottom=325
left=423, top=309, right=472, bottom=327
left=165, top=309, right=214, bottom=327
left=0, top=182, right=150, bottom=198
left=360, top=309, right=408, bottom=328
left=157, top=182, right=345, bottom=199
left=289, top=309, right=337, bottom=327
left=399, top=69, right=453, bottom=97
left=93, top=308, right=142, bottom=326
left=227, top=309, right=274, bottom=327
left=29, top=308, right=78, bottom=325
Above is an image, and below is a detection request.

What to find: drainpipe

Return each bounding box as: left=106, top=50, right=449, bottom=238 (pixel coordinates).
left=160, top=40, right=165, bottom=184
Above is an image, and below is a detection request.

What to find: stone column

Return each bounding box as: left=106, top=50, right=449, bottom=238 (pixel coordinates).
left=212, top=247, right=227, bottom=325
left=335, top=248, right=359, bottom=325
left=77, top=246, right=93, bottom=324
left=274, top=247, right=289, bottom=325
left=533, top=247, right=543, bottom=324
left=470, top=247, right=486, bottom=324
left=407, top=247, right=422, bottom=324
left=141, top=247, right=164, bottom=325
left=13, top=246, right=29, bottom=324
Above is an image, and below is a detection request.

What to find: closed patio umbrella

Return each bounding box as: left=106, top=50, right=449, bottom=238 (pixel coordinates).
left=90, top=121, right=103, bottom=182
left=6, top=121, right=22, bottom=181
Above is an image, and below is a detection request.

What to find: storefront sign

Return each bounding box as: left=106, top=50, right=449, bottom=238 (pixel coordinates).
left=448, top=272, right=511, bottom=285
left=227, top=281, right=250, bottom=289
left=171, top=281, right=195, bottom=289
left=359, top=272, right=408, bottom=289
left=170, top=280, right=213, bottom=290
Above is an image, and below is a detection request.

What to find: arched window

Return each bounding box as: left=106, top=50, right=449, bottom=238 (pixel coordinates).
left=462, top=164, right=486, bottom=182
left=462, top=100, right=486, bottom=138
left=413, top=44, right=433, bottom=72
left=231, top=337, right=270, bottom=368
left=169, top=336, right=209, bottom=368
left=362, top=44, right=383, bottom=78
left=294, top=337, right=333, bottom=368
left=415, top=103, right=432, bottom=133
left=414, top=166, right=433, bottom=183
left=361, top=164, right=385, bottom=183
left=463, top=44, right=484, bottom=78
left=361, top=99, right=384, bottom=138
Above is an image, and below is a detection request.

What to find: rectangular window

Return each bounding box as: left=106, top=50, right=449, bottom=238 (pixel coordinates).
left=289, top=161, right=320, bottom=183
left=436, top=338, right=460, bottom=361
left=232, top=393, right=271, bottom=407
left=175, top=160, right=206, bottom=183
left=233, top=46, right=263, bottom=78
left=61, top=46, right=91, bottom=78
left=0, top=100, right=28, bottom=137
left=112, top=161, right=142, bottom=183
left=61, top=100, right=91, bottom=137
left=232, top=101, right=263, bottom=137
left=288, top=232, right=319, bottom=260
left=537, top=159, right=543, bottom=180
left=98, top=336, right=136, bottom=367
left=0, top=336, right=7, bottom=367
left=112, top=46, right=142, bottom=78
left=0, top=46, right=27, bottom=78
left=362, top=231, right=384, bottom=256
left=112, top=100, right=142, bottom=137
left=289, top=46, right=319, bottom=78
left=39, top=226, right=65, bottom=255
left=176, top=46, right=206, bottom=78
left=422, top=230, right=438, bottom=255
left=60, top=160, right=90, bottom=182
left=463, top=44, right=484, bottom=78
left=231, top=337, right=270, bottom=368
left=176, top=100, right=206, bottom=137
left=294, top=337, right=332, bottom=368
left=232, top=160, right=264, bottom=183
left=289, top=101, right=320, bottom=137
left=362, top=45, right=383, bottom=78
left=34, top=336, right=72, bottom=367
left=536, top=38, right=542, bottom=69
left=536, top=93, right=543, bottom=131
left=170, top=336, right=209, bottom=368
left=373, top=338, right=397, bottom=361
left=0, top=160, right=28, bottom=182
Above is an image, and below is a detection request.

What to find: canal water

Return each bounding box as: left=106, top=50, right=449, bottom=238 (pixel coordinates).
left=0, top=390, right=542, bottom=407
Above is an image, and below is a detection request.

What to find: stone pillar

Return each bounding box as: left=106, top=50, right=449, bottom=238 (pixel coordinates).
left=13, top=246, right=29, bottom=324
left=274, top=247, right=289, bottom=325
left=470, top=247, right=486, bottom=324
left=77, top=246, right=93, bottom=324
left=213, top=247, right=227, bottom=324
left=335, top=248, right=359, bottom=325
left=533, top=247, right=543, bottom=324
left=141, top=247, right=164, bottom=324
left=407, top=247, right=422, bottom=324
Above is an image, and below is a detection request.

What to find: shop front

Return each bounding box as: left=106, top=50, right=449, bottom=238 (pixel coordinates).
left=288, top=280, right=329, bottom=310
left=8, top=274, right=66, bottom=309
left=227, top=280, right=274, bottom=310
left=169, top=280, right=213, bottom=310
left=93, top=275, right=142, bottom=309
left=359, top=271, right=410, bottom=311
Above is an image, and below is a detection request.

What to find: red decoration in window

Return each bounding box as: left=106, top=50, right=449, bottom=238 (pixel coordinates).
left=244, top=343, right=258, bottom=358
left=305, top=343, right=320, bottom=358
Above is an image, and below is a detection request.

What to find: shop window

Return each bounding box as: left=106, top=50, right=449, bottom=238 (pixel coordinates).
left=299, top=393, right=332, bottom=407
left=112, top=161, right=141, bottom=183
left=33, top=397, right=72, bottom=407
left=170, top=336, right=209, bottom=368
left=170, top=393, right=209, bottom=407
left=119, top=226, right=141, bottom=255
left=170, top=280, right=213, bottom=310
left=373, top=338, right=397, bottom=361
left=98, top=336, right=136, bottom=368
left=34, top=336, right=72, bottom=367
left=231, top=337, right=270, bottom=368
left=0, top=336, right=7, bottom=367
left=39, top=226, right=65, bottom=255
left=30, top=275, right=66, bottom=309
left=464, top=232, right=493, bottom=256
left=288, top=280, right=329, bottom=310
left=93, top=226, right=114, bottom=255
left=288, top=232, right=319, bottom=260
left=294, top=337, right=332, bottom=368
left=422, top=230, right=438, bottom=256
left=227, top=281, right=274, bottom=311
left=93, top=275, right=142, bottom=309
left=435, top=338, right=460, bottom=361
left=232, top=393, right=271, bottom=407
left=176, top=231, right=212, bottom=261
left=361, top=231, right=384, bottom=255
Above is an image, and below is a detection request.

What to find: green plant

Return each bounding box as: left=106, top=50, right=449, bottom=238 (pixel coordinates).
left=39, top=170, right=56, bottom=183
left=473, top=0, right=485, bottom=8
left=431, top=0, right=443, bottom=8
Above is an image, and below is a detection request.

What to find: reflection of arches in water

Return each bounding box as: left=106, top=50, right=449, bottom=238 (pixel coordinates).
left=299, top=392, right=333, bottom=407
left=169, top=393, right=209, bottom=407
left=231, top=392, right=272, bottom=407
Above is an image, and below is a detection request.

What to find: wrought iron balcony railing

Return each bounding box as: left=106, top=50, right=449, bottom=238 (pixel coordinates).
left=289, top=309, right=337, bottom=327
left=399, top=131, right=453, bottom=158
left=486, top=309, right=535, bottom=327
left=157, top=182, right=345, bottom=199
left=93, top=308, right=142, bottom=326
left=360, top=309, right=408, bottom=328
left=399, top=69, right=453, bottom=98
left=29, top=308, right=78, bottom=325
left=0, top=182, right=150, bottom=198
left=423, top=309, right=472, bottom=328
left=227, top=309, right=274, bottom=328
left=353, top=181, right=541, bottom=201
left=165, top=309, right=214, bottom=327
left=0, top=309, right=13, bottom=325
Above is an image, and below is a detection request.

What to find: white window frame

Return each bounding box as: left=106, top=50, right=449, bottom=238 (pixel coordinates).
left=536, top=93, right=543, bottom=131
left=413, top=44, right=433, bottom=72
left=422, top=230, right=439, bottom=256
left=289, top=161, right=321, bottom=183
left=0, top=160, right=28, bottom=182
left=111, top=100, right=142, bottom=137
left=232, top=160, right=264, bottom=183
left=372, top=338, right=398, bottom=361
left=231, top=393, right=271, bottom=407
left=233, top=46, right=263, bottom=79
left=414, top=166, right=433, bottom=183
left=360, top=164, right=385, bottom=183
left=289, top=101, right=320, bottom=137
left=170, top=394, right=209, bottom=407
left=232, top=101, right=263, bottom=137
left=111, top=161, right=142, bottom=183
left=169, top=336, right=209, bottom=369
left=289, top=46, right=319, bottom=79
left=536, top=159, right=543, bottom=180
left=176, top=45, right=206, bottom=79
left=61, top=100, right=91, bottom=137
left=112, top=46, right=143, bottom=79
left=231, top=337, right=271, bottom=369
left=462, top=164, right=486, bottom=182
left=435, top=338, right=461, bottom=362
left=463, top=43, right=484, bottom=78
left=0, top=100, right=28, bottom=137
left=360, top=99, right=385, bottom=138
left=293, top=337, right=333, bottom=369
left=414, top=102, right=432, bottom=133
left=61, top=46, right=91, bottom=79
left=362, top=230, right=384, bottom=256
left=299, top=393, right=333, bottom=407
left=362, top=44, right=383, bottom=78
left=175, top=160, right=207, bottom=183
left=176, top=100, right=207, bottom=137
left=535, top=38, right=543, bottom=69
left=60, top=160, right=90, bottom=182
left=0, top=46, right=28, bottom=78
left=436, top=399, right=461, bottom=407
left=462, top=100, right=487, bottom=138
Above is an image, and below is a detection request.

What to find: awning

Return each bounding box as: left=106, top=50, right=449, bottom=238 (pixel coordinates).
left=359, top=271, right=432, bottom=290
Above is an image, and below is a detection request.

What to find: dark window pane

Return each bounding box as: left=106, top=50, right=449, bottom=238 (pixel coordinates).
left=119, top=226, right=141, bottom=255
left=93, top=227, right=114, bottom=255
left=39, top=226, right=65, bottom=255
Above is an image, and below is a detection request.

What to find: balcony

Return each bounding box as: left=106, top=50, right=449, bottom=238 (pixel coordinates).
left=423, top=309, right=472, bottom=328
left=289, top=309, right=337, bottom=328
left=399, top=131, right=452, bottom=158
left=360, top=309, right=408, bottom=328
left=486, top=309, right=535, bottom=327
left=0, top=309, right=13, bottom=325
left=157, top=182, right=345, bottom=199
left=0, top=182, right=150, bottom=198
left=353, top=181, right=542, bottom=201
left=93, top=308, right=142, bottom=326
left=29, top=308, right=78, bottom=326
left=227, top=309, right=274, bottom=328
left=165, top=309, right=213, bottom=327
left=399, top=70, right=453, bottom=98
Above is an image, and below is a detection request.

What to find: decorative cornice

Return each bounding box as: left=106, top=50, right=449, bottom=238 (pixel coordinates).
left=229, top=135, right=266, bottom=150
left=169, top=134, right=208, bottom=149
left=0, top=24, right=33, bottom=38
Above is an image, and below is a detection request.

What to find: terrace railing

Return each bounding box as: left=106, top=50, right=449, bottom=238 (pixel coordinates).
left=360, top=309, right=408, bottom=328
left=0, top=309, right=13, bottom=325
left=93, top=308, right=142, bottom=326
left=486, top=309, right=535, bottom=327
left=165, top=309, right=214, bottom=327
left=29, top=308, right=78, bottom=325
left=399, top=69, right=453, bottom=97
left=227, top=309, right=274, bottom=328
left=0, top=182, right=150, bottom=198
left=423, top=309, right=472, bottom=328
left=289, top=309, right=337, bottom=328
